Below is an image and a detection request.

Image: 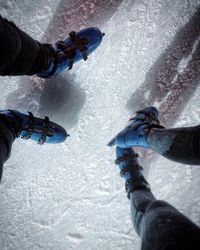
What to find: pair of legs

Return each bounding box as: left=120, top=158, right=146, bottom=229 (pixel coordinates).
left=0, top=15, right=103, bottom=180
left=0, top=15, right=76, bottom=181
left=113, top=108, right=200, bottom=249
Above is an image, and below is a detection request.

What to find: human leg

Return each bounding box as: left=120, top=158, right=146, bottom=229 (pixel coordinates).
left=130, top=192, right=200, bottom=250
left=0, top=15, right=104, bottom=77
left=0, top=135, right=14, bottom=181
left=0, top=15, right=53, bottom=75
left=148, top=126, right=200, bottom=165
left=0, top=110, right=68, bottom=181
left=109, top=106, right=200, bottom=165
left=115, top=146, right=200, bottom=250
left=0, top=114, right=17, bottom=181
left=0, top=142, right=9, bottom=181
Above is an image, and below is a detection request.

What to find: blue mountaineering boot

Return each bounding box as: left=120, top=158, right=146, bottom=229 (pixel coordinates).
left=110, top=106, right=200, bottom=165
left=108, top=107, right=164, bottom=149
left=115, top=146, right=150, bottom=198
left=0, top=110, right=69, bottom=144
left=38, top=28, right=105, bottom=78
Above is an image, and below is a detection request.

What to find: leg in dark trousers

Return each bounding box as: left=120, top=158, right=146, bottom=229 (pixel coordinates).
left=0, top=15, right=54, bottom=76
left=0, top=136, right=12, bottom=181
left=130, top=190, right=200, bottom=250
left=108, top=107, right=200, bottom=165
left=114, top=146, right=200, bottom=250
left=0, top=109, right=68, bottom=181
left=0, top=15, right=104, bottom=77
left=0, top=118, right=16, bottom=181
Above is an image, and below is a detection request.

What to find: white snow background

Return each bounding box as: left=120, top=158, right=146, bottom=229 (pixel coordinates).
left=0, top=0, right=200, bottom=249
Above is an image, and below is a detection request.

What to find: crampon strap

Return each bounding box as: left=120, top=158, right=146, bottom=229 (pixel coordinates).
left=56, top=31, right=89, bottom=70
left=115, top=152, right=139, bottom=165
left=21, top=112, right=35, bottom=140
left=38, top=116, right=50, bottom=145
left=120, top=164, right=143, bottom=177
left=125, top=177, right=151, bottom=198
left=21, top=113, right=52, bottom=144
left=129, top=110, right=165, bottom=131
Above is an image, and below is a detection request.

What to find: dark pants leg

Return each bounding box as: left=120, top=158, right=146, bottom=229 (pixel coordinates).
left=0, top=15, right=54, bottom=75
left=0, top=136, right=10, bottom=181
left=0, top=116, right=17, bottom=181
left=130, top=190, right=200, bottom=250
left=148, top=126, right=200, bottom=165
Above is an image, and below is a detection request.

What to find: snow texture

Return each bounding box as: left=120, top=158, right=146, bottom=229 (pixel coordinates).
left=0, top=0, right=200, bottom=249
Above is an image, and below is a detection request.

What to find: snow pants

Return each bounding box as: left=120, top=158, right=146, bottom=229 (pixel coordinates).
left=0, top=119, right=16, bottom=181
left=130, top=189, right=200, bottom=250
left=0, top=15, right=54, bottom=180
left=0, top=15, right=54, bottom=76
left=1, top=14, right=200, bottom=250
left=0, top=136, right=9, bottom=181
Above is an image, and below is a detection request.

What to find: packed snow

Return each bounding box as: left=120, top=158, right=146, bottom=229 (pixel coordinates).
left=0, top=0, right=200, bottom=249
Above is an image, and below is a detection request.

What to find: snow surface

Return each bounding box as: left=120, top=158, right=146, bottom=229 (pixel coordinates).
left=0, top=0, right=200, bottom=249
